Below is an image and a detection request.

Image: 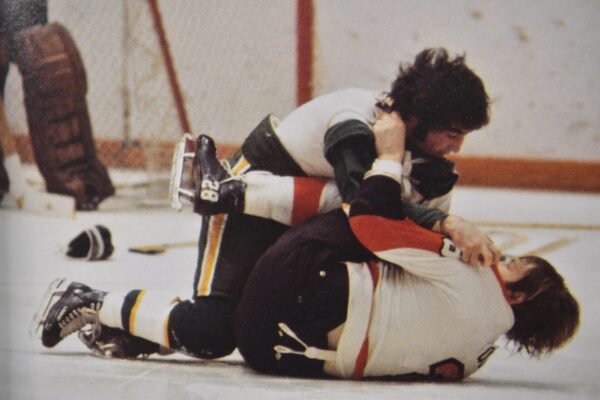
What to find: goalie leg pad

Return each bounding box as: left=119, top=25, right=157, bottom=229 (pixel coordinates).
left=0, top=145, right=8, bottom=202
left=0, top=32, right=10, bottom=95
left=13, top=23, right=114, bottom=210
left=0, top=35, right=10, bottom=201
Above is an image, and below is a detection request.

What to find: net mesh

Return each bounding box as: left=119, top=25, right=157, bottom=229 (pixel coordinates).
left=3, top=0, right=297, bottom=208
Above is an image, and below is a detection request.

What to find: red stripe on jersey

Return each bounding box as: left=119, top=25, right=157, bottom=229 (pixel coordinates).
left=352, top=261, right=380, bottom=378
left=291, top=177, right=327, bottom=225
left=349, top=215, right=443, bottom=254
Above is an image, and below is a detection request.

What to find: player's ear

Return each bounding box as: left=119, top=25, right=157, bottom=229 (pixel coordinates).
left=507, top=290, right=527, bottom=305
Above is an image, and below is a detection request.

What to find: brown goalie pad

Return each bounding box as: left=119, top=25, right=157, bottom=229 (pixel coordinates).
left=0, top=37, right=10, bottom=201
left=1, top=32, right=10, bottom=97
left=0, top=143, right=8, bottom=202
left=12, top=23, right=114, bottom=210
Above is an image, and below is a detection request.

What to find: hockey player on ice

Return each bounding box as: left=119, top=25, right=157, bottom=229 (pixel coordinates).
left=33, top=110, right=579, bottom=381
left=186, top=49, right=497, bottom=328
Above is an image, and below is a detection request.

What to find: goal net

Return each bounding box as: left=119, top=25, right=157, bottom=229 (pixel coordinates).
left=2, top=0, right=298, bottom=209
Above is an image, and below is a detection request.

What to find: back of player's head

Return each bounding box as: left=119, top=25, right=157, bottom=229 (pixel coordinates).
left=505, top=255, right=580, bottom=357
left=384, top=48, right=490, bottom=141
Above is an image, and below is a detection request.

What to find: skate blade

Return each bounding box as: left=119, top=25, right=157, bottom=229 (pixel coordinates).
left=30, top=278, right=67, bottom=340
left=169, top=133, right=196, bottom=211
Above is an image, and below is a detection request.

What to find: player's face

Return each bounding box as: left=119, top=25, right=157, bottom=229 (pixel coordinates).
left=497, top=257, right=537, bottom=284
left=417, top=128, right=470, bottom=158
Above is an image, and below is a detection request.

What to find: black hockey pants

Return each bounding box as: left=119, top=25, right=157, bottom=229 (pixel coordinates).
left=235, top=209, right=372, bottom=377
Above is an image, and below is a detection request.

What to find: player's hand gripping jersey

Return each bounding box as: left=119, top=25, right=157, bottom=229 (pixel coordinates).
left=324, top=163, right=513, bottom=379
left=242, top=88, right=457, bottom=210
left=192, top=89, right=455, bottom=303
left=257, top=160, right=513, bottom=380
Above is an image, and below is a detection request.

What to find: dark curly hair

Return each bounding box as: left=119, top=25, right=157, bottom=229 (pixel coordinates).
left=379, top=48, right=490, bottom=140
left=505, top=256, right=580, bottom=357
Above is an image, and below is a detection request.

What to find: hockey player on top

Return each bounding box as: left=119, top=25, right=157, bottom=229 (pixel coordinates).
left=187, top=48, right=495, bottom=304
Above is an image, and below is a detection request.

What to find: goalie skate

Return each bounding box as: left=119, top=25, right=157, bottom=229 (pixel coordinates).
left=169, top=133, right=197, bottom=211
left=30, top=277, right=68, bottom=340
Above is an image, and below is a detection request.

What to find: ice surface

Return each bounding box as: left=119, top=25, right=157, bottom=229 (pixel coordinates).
left=1, top=187, right=599, bottom=399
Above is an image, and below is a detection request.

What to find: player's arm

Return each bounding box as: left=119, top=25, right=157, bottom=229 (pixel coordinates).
left=323, top=117, right=446, bottom=229
left=323, top=119, right=376, bottom=202
left=349, top=112, right=498, bottom=267
left=349, top=163, right=498, bottom=268
left=347, top=112, right=444, bottom=256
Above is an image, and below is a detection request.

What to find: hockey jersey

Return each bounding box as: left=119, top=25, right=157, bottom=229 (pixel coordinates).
left=274, top=88, right=455, bottom=211
left=317, top=165, right=514, bottom=380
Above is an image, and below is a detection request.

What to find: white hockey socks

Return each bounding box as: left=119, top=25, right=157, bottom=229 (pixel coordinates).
left=242, top=172, right=342, bottom=226
left=98, top=290, right=180, bottom=348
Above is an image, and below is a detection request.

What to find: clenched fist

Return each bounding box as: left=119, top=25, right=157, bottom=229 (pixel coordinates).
left=440, top=215, right=500, bottom=268
left=373, top=112, right=406, bottom=162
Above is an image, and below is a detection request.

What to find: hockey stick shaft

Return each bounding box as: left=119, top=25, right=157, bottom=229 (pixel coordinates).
left=476, top=221, right=600, bottom=231
left=128, top=240, right=197, bottom=255
left=520, top=237, right=578, bottom=257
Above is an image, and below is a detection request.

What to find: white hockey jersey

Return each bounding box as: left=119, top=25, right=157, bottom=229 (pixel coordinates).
left=273, top=88, right=452, bottom=212
left=323, top=217, right=514, bottom=380
left=276, top=88, right=378, bottom=177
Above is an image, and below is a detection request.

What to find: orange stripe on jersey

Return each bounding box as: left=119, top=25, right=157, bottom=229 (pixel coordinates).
left=350, top=215, right=443, bottom=254
left=352, top=261, right=380, bottom=378
left=129, top=290, right=146, bottom=335
left=198, top=214, right=227, bottom=296
left=291, top=177, right=327, bottom=225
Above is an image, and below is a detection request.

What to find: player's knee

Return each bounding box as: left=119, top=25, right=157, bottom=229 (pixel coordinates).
left=169, top=298, right=236, bottom=359
left=235, top=319, right=280, bottom=374
left=236, top=318, right=326, bottom=377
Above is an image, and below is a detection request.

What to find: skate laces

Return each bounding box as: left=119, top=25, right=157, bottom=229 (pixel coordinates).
left=219, top=175, right=243, bottom=184
left=200, top=160, right=243, bottom=186
left=58, top=302, right=101, bottom=338
left=218, top=159, right=246, bottom=184
left=273, top=322, right=336, bottom=361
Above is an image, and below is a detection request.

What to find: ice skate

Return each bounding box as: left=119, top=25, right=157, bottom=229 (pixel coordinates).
left=169, top=133, right=245, bottom=214
left=78, top=324, right=172, bottom=359
left=192, top=134, right=246, bottom=215
left=169, top=133, right=197, bottom=210
left=31, top=278, right=106, bottom=348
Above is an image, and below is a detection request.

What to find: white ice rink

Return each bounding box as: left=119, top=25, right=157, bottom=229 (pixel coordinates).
left=1, top=186, right=600, bottom=400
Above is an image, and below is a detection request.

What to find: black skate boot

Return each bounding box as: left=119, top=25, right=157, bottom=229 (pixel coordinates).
left=33, top=279, right=106, bottom=348
left=78, top=324, right=172, bottom=359
left=193, top=134, right=246, bottom=215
